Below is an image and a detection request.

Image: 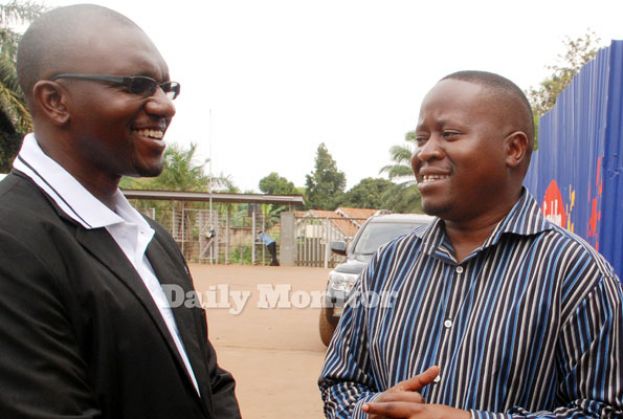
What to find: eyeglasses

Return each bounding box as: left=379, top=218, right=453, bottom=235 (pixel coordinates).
left=52, top=73, right=181, bottom=100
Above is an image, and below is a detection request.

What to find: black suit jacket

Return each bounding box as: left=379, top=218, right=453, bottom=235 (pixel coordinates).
left=0, top=172, right=241, bottom=419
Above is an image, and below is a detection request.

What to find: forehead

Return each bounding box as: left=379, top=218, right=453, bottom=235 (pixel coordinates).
left=417, top=79, right=499, bottom=127
left=61, top=23, right=167, bottom=76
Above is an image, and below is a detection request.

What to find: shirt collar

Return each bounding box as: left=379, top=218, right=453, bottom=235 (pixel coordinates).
left=419, top=188, right=552, bottom=258
left=13, top=133, right=142, bottom=230
left=481, top=188, right=552, bottom=247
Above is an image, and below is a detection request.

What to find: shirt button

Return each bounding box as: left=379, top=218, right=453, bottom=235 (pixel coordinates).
left=455, top=266, right=464, bottom=274
left=433, top=376, right=441, bottom=383
left=444, top=319, right=453, bottom=328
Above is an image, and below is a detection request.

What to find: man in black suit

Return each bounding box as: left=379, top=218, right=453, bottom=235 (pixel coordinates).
left=0, top=4, right=240, bottom=418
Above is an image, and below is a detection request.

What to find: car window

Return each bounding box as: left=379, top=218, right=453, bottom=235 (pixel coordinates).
left=353, top=222, right=423, bottom=255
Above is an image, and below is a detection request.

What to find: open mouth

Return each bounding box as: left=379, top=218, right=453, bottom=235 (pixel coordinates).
left=134, top=129, right=164, bottom=140
left=418, top=174, right=449, bottom=185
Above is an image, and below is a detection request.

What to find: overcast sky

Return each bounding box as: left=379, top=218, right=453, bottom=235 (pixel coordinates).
left=41, top=0, right=623, bottom=192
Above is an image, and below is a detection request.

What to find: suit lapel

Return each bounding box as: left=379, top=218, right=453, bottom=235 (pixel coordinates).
left=146, top=233, right=212, bottom=412
left=75, top=228, right=201, bottom=397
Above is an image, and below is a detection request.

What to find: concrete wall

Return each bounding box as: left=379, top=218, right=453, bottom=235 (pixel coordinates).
left=279, top=211, right=296, bottom=266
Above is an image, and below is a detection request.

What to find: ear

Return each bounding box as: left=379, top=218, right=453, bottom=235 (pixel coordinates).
left=504, top=131, right=529, bottom=169
left=32, top=80, right=70, bottom=126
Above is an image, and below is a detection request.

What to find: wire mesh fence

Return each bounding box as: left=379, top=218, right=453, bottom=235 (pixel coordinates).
left=130, top=200, right=366, bottom=267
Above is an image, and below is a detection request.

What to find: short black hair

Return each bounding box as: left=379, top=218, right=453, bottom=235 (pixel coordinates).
left=17, top=4, right=139, bottom=105
left=441, top=70, right=535, bottom=146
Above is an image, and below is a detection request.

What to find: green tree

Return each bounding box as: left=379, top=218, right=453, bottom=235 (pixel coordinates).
left=121, top=143, right=238, bottom=193
left=527, top=31, right=602, bottom=117
left=377, top=130, right=422, bottom=213
left=121, top=143, right=237, bottom=252
left=146, top=143, right=209, bottom=191
left=381, top=183, right=422, bottom=214
left=305, top=143, right=345, bottom=210
left=258, top=172, right=299, bottom=224
left=258, top=172, right=298, bottom=195
left=0, top=0, right=45, bottom=172
left=339, top=177, right=395, bottom=209
left=379, top=130, right=416, bottom=184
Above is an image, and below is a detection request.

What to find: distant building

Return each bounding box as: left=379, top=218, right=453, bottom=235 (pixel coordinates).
left=294, top=207, right=385, bottom=241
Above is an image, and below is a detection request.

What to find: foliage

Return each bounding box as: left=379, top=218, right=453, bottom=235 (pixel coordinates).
left=527, top=31, right=603, bottom=117
left=380, top=183, right=422, bottom=213
left=377, top=130, right=422, bottom=213
left=121, top=142, right=238, bottom=193
left=121, top=143, right=209, bottom=191
left=258, top=172, right=298, bottom=195
left=339, top=176, right=422, bottom=213
left=258, top=172, right=300, bottom=223
left=339, top=177, right=395, bottom=209
left=230, top=245, right=252, bottom=264
left=305, top=143, right=346, bottom=210
left=120, top=142, right=237, bottom=232
left=0, top=1, right=45, bottom=172
left=379, top=130, right=416, bottom=184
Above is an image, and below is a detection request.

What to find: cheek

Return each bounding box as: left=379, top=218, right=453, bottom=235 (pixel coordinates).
left=410, top=153, right=420, bottom=173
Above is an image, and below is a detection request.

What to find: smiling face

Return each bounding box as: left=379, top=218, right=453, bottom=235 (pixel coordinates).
left=51, top=23, right=176, bottom=182
left=411, top=78, right=522, bottom=224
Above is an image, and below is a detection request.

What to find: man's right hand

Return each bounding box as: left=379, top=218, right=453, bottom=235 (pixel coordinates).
left=364, top=366, right=440, bottom=419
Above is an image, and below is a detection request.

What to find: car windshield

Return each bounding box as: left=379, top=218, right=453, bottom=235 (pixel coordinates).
left=353, top=222, right=422, bottom=255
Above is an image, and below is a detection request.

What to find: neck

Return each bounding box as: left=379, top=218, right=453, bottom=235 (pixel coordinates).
left=37, top=136, right=120, bottom=210
left=71, top=172, right=120, bottom=210
left=443, top=191, right=522, bottom=263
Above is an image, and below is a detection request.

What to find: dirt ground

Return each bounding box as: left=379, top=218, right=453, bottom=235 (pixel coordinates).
left=189, top=264, right=332, bottom=419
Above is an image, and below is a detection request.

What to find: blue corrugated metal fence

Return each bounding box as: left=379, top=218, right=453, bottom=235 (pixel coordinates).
left=525, top=40, right=623, bottom=278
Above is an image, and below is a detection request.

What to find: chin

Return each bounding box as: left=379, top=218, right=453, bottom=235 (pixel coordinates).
left=140, top=168, right=165, bottom=178
left=132, top=163, right=165, bottom=178
left=421, top=200, right=451, bottom=218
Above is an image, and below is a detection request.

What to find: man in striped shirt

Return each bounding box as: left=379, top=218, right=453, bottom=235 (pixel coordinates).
left=319, top=71, right=623, bottom=418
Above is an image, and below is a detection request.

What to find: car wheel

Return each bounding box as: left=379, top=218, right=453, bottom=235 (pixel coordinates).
left=319, top=307, right=336, bottom=346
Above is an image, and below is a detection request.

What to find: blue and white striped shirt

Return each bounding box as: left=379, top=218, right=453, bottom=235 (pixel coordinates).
left=319, top=191, right=623, bottom=418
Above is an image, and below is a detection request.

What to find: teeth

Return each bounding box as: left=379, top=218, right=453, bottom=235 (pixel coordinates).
left=135, top=129, right=164, bottom=139
left=419, top=175, right=449, bottom=184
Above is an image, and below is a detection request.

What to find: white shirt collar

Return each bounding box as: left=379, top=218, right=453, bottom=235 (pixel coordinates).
left=13, top=133, right=146, bottom=230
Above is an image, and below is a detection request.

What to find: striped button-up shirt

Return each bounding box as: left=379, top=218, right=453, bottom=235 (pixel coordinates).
left=319, top=191, right=623, bottom=418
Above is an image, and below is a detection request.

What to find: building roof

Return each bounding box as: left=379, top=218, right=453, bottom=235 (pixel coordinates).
left=335, top=207, right=379, bottom=223
left=294, top=207, right=382, bottom=238
left=307, top=209, right=339, bottom=218
left=331, top=218, right=359, bottom=238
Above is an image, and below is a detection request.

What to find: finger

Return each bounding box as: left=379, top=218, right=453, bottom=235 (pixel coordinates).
left=396, top=365, right=440, bottom=392
left=375, top=391, right=425, bottom=404
left=363, top=401, right=425, bottom=417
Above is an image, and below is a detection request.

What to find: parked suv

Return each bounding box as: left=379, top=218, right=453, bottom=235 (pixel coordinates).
left=319, top=213, right=434, bottom=345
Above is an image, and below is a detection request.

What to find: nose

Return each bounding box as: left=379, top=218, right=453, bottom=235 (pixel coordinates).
left=144, top=88, right=176, bottom=119
left=411, top=135, right=443, bottom=172
left=414, top=135, right=444, bottom=162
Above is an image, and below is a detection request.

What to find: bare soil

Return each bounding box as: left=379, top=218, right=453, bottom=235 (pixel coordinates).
left=190, top=264, right=331, bottom=419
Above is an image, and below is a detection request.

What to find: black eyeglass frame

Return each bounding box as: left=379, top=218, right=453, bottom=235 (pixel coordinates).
left=52, top=73, right=181, bottom=100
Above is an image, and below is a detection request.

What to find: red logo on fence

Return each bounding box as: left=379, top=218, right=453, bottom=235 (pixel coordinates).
left=542, top=180, right=567, bottom=228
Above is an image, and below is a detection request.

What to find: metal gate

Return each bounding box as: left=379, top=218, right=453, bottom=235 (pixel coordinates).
left=294, top=216, right=366, bottom=267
